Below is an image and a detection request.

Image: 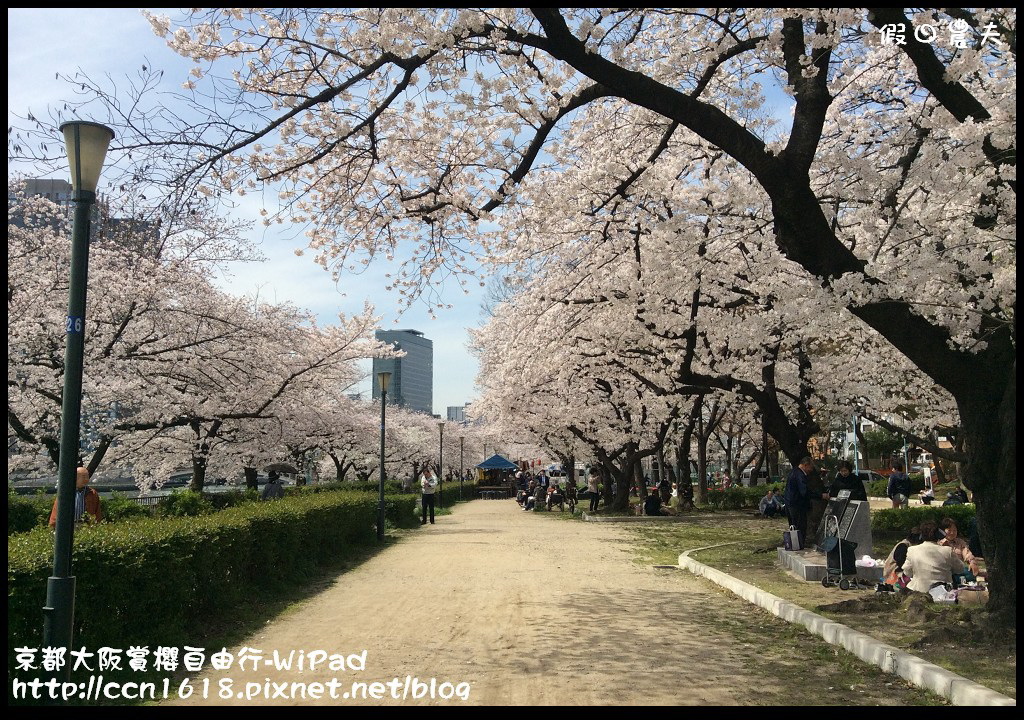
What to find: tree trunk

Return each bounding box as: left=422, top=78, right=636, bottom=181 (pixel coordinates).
left=189, top=451, right=208, bottom=493
left=958, top=365, right=1015, bottom=624
left=600, top=465, right=614, bottom=508
left=327, top=452, right=344, bottom=482
left=243, top=466, right=258, bottom=490
left=696, top=413, right=709, bottom=505
left=610, top=463, right=632, bottom=511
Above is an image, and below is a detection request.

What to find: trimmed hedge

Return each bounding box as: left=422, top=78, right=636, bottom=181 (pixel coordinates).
left=8, top=491, right=383, bottom=662
left=871, top=504, right=976, bottom=532
left=102, top=492, right=153, bottom=522
left=702, top=484, right=782, bottom=510
left=866, top=474, right=928, bottom=498
left=7, top=494, right=52, bottom=535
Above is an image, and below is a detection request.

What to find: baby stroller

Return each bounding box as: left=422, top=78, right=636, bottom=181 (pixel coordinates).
left=820, top=513, right=866, bottom=590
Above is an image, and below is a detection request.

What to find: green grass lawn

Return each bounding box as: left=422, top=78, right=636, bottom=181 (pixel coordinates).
left=626, top=512, right=1015, bottom=699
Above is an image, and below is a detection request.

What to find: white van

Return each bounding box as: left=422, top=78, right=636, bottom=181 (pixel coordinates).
left=741, top=467, right=770, bottom=486
left=549, top=463, right=586, bottom=486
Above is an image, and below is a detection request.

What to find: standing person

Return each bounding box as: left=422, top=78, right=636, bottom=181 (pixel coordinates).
left=887, top=462, right=912, bottom=509
left=49, top=465, right=103, bottom=526
left=784, top=457, right=814, bottom=543
left=420, top=467, right=438, bottom=525
left=587, top=467, right=601, bottom=513
left=828, top=460, right=868, bottom=502
left=262, top=470, right=285, bottom=500
left=805, top=463, right=829, bottom=542
left=537, top=469, right=549, bottom=491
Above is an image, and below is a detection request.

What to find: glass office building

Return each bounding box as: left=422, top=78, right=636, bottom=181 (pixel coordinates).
left=372, top=330, right=433, bottom=414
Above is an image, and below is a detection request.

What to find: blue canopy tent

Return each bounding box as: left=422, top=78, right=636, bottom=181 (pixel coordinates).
left=476, top=454, right=519, bottom=470
left=475, top=455, right=518, bottom=497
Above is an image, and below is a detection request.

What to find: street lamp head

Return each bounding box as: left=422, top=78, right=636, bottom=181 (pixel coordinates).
left=377, top=371, right=391, bottom=392
left=438, top=421, right=445, bottom=430
left=60, top=121, right=115, bottom=193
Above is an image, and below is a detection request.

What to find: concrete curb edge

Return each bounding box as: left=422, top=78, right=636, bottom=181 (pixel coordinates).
left=678, top=544, right=1014, bottom=707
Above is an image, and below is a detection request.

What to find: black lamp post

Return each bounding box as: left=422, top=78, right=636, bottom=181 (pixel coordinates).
left=459, top=435, right=464, bottom=501
left=43, top=121, right=115, bottom=667
left=377, top=372, right=391, bottom=541
left=438, top=421, right=445, bottom=507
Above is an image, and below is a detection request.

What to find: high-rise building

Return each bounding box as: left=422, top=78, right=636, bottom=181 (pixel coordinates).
left=447, top=406, right=466, bottom=422
left=372, top=330, right=433, bottom=414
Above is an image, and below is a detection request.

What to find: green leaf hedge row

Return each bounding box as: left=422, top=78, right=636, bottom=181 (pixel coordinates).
left=870, top=504, right=976, bottom=532
left=865, top=474, right=929, bottom=498
left=702, top=485, right=783, bottom=510
left=8, top=490, right=419, bottom=661
left=7, top=494, right=52, bottom=535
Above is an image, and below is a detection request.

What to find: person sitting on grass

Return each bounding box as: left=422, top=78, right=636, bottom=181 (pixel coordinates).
left=643, top=492, right=674, bottom=516
left=902, top=521, right=966, bottom=593
left=759, top=488, right=785, bottom=518
left=938, top=517, right=980, bottom=583
left=883, top=526, right=921, bottom=589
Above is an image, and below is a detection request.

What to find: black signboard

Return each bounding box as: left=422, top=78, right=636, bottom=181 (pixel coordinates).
left=815, top=492, right=851, bottom=550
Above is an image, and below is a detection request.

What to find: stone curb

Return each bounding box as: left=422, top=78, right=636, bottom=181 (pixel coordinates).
left=581, top=513, right=692, bottom=523
left=678, top=543, right=1015, bottom=707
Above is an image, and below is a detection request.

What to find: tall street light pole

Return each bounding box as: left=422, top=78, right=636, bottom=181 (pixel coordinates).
left=459, top=435, right=464, bottom=501
left=43, top=122, right=115, bottom=667
left=438, top=421, right=445, bottom=507
left=377, top=372, right=391, bottom=542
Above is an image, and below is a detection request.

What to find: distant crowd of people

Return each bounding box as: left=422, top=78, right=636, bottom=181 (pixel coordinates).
left=514, top=468, right=579, bottom=511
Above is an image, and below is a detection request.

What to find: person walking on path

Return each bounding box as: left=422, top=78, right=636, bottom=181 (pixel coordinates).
left=587, top=467, right=601, bottom=513
left=262, top=470, right=285, bottom=500
left=49, top=465, right=102, bottom=525
left=784, top=457, right=814, bottom=542
left=887, top=462, right=912, bottom=509
left=421, top=467, right=438, bottom=525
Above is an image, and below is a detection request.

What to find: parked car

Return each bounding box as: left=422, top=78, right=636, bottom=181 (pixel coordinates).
left=740, top=467, right=771, bottom=486
left=852, top=470, right=886, bottom=497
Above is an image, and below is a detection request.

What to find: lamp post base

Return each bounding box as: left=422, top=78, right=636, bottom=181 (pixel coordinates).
left=43, top=575, right=76, bottom=675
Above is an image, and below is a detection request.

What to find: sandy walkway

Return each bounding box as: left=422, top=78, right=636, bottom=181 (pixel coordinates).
left=165, top=500, right=911, bottom=706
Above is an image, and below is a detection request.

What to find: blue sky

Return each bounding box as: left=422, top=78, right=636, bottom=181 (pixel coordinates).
left=8, top=8, right=487, bottom=416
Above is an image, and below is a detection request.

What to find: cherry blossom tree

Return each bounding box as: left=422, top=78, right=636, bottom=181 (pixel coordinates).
left=8, top=184, right=392, bottom=491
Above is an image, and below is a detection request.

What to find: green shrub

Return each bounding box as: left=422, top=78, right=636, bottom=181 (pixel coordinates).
left=867, top=475, right=928, bottom=497
left=8, top=491, right=380, bottom=671
left=159, top=488, right=215, bottom=517
left=207, top=487, right=260, bottom=509
left=871, top=504, right=976, bottom=532
left=702, top=485, right=766, bottom=510
left=7, top=494, right=52, bottom=534
left=101, top=492, right=153, bottom=522
left=384, top=495, right=420, bottom=528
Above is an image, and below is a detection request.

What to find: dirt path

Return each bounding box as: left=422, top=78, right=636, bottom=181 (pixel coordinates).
left=167, top=500, right=934, bottom=706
